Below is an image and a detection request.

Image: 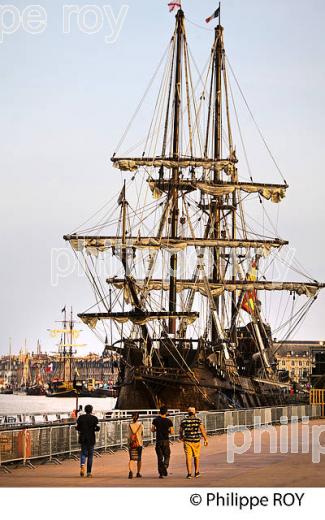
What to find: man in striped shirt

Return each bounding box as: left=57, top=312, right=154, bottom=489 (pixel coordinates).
left=179, top=407, right=208, bottom=479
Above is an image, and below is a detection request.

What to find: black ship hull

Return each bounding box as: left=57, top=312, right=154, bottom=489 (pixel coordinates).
left=46, top=381, right=117, bottom=398
left=115, top=365, right=292, bottom=410
left=115, top=328, right=296, bottom=410
left=78, top=388, right=117, bottom=398
left=26, top=386, right=46, bottom=396
left=46, top=389, right=77, bottom=398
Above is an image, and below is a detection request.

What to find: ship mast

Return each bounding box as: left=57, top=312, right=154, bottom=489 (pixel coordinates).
left=118, top=182, right=153, bottom=359
left=69, top=307, right=74, bottom=381
left=169, top=8, right=184, bottom=334
left=210, top=7, right=238, bottom=347
left=211, top=17, right=223, bottom=342
left=49, top=309, right=85, bottom=381
left=63, top=306, right=68, bottom=381
left=9, top=337, right=12, bottom=375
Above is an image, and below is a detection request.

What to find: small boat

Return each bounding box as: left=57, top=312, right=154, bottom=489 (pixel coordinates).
left=0, top=387, right=13, bottom=395
left=26, top=385, right=47, bottom=396
left=46, top=380, right=77, bottom=397
left=77, top=378, right=117, bottom=398
left=88, top=387, right=117, bottom=398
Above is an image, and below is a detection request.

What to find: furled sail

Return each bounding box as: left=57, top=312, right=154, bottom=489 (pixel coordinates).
left=148, top=180, right=288, bottom=203
left=65, top=235, right=287, bottom=255
left=111, top=156, right=236, bottom=174
left=106, top=279, right=323, bottom=298
left=79, top=311, right=199, bottom=329
left=196, top=181, right=286, bottom=203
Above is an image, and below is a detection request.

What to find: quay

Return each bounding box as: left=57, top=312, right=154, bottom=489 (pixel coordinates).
left=1, top=419, right=325, bottom=487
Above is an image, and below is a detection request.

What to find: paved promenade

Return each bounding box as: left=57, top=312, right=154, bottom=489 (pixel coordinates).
left=1, top=419, right=325, bottom=487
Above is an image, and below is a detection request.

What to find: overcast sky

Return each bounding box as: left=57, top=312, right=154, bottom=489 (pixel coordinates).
left=1, top=0, right=325, bottom=355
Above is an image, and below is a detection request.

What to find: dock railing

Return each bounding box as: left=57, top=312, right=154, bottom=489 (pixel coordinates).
left=0, top=409, right=181, bottom=429
left=0, top=404, right=321, bottom=471
left=310, top=389, right=325, bottom=417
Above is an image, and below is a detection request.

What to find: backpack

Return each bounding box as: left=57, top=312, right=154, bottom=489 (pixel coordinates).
left=129, top=423, right=141, bottom=449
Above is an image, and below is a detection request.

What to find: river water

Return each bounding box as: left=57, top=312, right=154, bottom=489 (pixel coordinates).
left=0, top=394, right=117, bottom=414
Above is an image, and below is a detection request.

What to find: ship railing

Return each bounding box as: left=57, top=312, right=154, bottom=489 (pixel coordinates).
left=134, top=367, right=186, bottom=377
left=0, top=404, right=321, bottom=470
left=103, top=409, right=181, bottom=420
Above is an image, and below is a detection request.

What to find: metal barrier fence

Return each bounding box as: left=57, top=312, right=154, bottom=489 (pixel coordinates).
left=0, top=409, right=181, bottom=429
left=310, top=390, right=325, bottom=417
left=0, top=405, right=321, bottom=470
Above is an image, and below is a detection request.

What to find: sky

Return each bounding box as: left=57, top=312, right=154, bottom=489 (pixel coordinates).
left=1, top=0, right=325, bottom=355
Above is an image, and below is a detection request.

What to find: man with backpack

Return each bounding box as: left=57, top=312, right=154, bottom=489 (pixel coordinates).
left=151, top=406, right=174, bottom=478
left=76, top=404, right=100, bottom=478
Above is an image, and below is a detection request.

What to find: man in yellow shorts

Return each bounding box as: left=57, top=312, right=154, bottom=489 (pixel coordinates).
left=179, top=407, right=208, bottom=479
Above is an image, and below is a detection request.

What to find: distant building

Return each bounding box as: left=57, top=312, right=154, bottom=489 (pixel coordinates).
left=0, top=349, right=119, bottom=388
left=72, top=353, right=119, bottom=384
left=274, top=340, right=325, bottom=386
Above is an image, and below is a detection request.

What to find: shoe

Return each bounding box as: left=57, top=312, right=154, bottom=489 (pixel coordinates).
left=186, top=474, right=192, bottom=479
left=128, top=471, right=133, bottom=479
left=80, top=465, right=85, bottom=477
left=87, top=473, right=93, bottom=478
left=136, top=473, right=142, bottom=478
left=159, top=475, right=164, bottom=479
left=195, top=472, right=200, bottom=478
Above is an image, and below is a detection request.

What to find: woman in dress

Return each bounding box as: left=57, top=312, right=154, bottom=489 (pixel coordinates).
left=128, top=411, right=144, bottom=478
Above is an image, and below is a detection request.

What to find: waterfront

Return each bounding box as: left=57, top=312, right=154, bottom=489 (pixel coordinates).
left=1, top=419, right=325, bottom=487
left=0, top=394, right=116, bottom=414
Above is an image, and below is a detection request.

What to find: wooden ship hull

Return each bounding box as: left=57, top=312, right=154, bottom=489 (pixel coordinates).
left=115, top=370, right=289, bottom=410
left=114, top=334, right=291, bottom=410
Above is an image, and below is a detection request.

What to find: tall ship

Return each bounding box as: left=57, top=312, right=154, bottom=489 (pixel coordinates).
left=46, top=307, right=83, bottom=397
left=46, top=307, right=117, bottom=398
left=64, top=4, right=324, bottom=410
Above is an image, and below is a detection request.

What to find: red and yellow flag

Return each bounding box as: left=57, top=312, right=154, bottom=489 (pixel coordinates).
left=241, top=261, right=257, bottom=315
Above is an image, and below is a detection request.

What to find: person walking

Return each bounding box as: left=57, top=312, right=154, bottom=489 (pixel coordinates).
left=128, top=412, right=144, bottom=479
left=76, top=404, right=100, bottom=478
left=151, top=406, right=174, bottom=478
left=179, top=406, right=208, bottom=479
